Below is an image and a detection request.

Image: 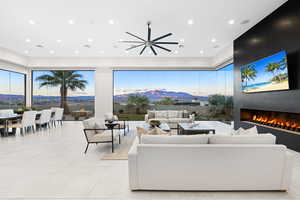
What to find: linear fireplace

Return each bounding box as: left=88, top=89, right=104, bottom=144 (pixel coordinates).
left=240, top=109, right=300, bottom=134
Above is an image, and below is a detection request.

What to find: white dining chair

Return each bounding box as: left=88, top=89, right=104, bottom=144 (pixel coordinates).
left=36, top=109, right=52, bottom=130
left=51, top=108, right=64, bottom=127
left=9, top=111, right=37, bottom=134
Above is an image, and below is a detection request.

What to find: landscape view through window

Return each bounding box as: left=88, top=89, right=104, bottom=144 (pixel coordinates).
left=0, top=69, right=25, bottom=110
left=113, top=64, right=233, bottom=121
left=32, top=70, right=95, bottom=120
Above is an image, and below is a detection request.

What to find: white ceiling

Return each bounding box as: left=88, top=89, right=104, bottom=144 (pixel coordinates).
left=0, top=0, right=287, bottom=58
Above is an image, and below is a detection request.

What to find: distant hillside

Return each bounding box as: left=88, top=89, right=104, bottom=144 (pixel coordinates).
left=114, top=89, right=208, bottom=102
left=0, top=94, right=94, bottom=101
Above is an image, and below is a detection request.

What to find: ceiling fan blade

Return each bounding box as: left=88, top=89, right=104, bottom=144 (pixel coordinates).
left=148, top=27, right=151, bottom=41
left=126, top=32, right=146, bottom=41
left=154, top=41, right=178, bottom=45
left=152, top=33, right=172, bottom=42
left=126, top=44, right=145, bottom=51
left=153, top=44, right=171, bottom=52
left=140, top=46, right=147, bottom=55
left=120, top=40, right=144, bottom=44
left=150, top=46, right=157, bottom=55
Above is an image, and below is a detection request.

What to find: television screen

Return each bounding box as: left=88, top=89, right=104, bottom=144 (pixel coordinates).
left=241, top=51, right=289, bottom=93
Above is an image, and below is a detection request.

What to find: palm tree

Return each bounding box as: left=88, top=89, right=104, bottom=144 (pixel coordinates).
left=265, top=62, right=280, bottom=81
left=126, top=95, right=150, bottom=114
left=241, top=65, right=257, bottom=87
left=35, top=71, right=88, bottom=114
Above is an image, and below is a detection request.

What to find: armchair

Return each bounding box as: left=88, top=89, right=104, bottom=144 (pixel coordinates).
left=82, top=118, right=121, bottom=153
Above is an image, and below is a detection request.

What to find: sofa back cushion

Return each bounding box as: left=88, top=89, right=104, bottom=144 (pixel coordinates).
left=209, top=133, right=276, bottom=144
left=168, top=110, right=179, bottom=118
left=155, top=111, right=168, bottom=119
left=141, top=135, right=209, bottom=144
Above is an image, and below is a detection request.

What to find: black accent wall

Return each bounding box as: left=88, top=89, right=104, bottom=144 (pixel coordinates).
left=233, top=0, right=300, bottom=151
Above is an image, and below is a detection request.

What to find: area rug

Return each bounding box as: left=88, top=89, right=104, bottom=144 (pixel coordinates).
left=101, top=136, right=135, bottom=160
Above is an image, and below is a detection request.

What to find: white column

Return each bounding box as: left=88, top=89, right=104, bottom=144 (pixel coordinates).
left=95, top=67, right=113, bottom=118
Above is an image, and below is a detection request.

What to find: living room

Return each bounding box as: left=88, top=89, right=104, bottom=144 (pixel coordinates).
left=0, top=0, right=300, bottom=199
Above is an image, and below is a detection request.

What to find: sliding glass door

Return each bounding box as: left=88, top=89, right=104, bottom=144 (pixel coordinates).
left=32, top=70, right=95, bottom=121
left=113, top=64, right=234, bottom=121
left=0, top=69, right=26, bottom=110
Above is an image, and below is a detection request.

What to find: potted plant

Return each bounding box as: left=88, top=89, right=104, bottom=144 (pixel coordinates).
left=150, top=120, right=161, bottom=128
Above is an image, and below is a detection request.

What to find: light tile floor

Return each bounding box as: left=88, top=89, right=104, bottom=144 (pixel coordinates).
left=0, top=121, right=299, bottom=200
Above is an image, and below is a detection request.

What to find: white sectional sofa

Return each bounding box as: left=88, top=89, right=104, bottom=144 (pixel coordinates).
left=145, top=110, right=194, bottom=129
left=128, top=134, right=294, bottom=191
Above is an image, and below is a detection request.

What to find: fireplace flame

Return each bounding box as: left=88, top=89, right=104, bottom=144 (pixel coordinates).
left=251, top=114, right=299, bottom=131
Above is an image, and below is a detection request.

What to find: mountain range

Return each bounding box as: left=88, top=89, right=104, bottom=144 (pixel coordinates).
left=114, top=89, right=208, bottom=102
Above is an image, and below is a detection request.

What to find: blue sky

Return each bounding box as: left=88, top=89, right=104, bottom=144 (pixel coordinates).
left=241, top=51, right=288, bottom=85
left=114, top=64, right=233, bottom=96
left=32, top=70, right=95, bottom=96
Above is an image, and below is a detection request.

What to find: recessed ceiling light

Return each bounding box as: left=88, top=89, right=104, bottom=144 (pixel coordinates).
left=174, top=50, right=179, bottom=54
left=179, top=38, right=185, bottom=43
left=24, top=50, right=29, bottom=54
left=228, top=19, right=235, bottom=25
left=108, top=19, right=114, bottom=25
left=74, top=50, right=79, bottom=54
left=56, top=39, right=62, bottom=43
left=49, top=50, right=55, bottom=54
left=87, top=38, right=93, bottom=42
left=28, top=20, right=35, bottom=25
left=211, top=38, right=217, bottom=43
left=125, top=50, right=129, bottom=54
left=187, top=19, right=194, bottom=25
left=25, top=38, right=31, bottom=43
left=68, top=19, right=75, bottom=25
left=119, top=39, right=123, bottom=42
left=200, top=50, right=204, bottom=54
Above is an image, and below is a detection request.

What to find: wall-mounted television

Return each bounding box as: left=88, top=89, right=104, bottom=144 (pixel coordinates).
left=241, top=51, right=289, bottom=93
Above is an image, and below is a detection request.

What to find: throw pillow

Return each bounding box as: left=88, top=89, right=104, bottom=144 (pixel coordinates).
left=243, top=126, right=258, bottom=135
left=155, top=111, right=168, bottom=119
left=147, top=110, right=155, bottom=119
left=231, top=127, right=245, bottom=135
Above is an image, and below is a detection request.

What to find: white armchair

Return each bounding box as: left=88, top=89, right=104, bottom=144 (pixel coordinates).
left=82, top=118, right=121, bottom=153
left=36, top=109, right=52, bottom=129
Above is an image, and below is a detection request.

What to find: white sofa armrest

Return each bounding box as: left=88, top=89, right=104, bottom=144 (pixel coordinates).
left=144, top=114, right=149, bottom=122
left=128, top=137, right=139, bottom=190
left=281, top=151, right=295, bottom=191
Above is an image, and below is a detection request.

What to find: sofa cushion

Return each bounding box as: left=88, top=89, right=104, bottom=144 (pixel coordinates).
left=141, top=135, right=209, bottom=144
left=169, top=118, right=192, bottom=123
left=155, top=111, right=168, bottom=119
left=168, top=111, right=179, bottom=119
left=232, top=126, right=258, bottom=135
left=209, top=134, right=276, bottom=144
left=183, top=110, right=189, bottom=118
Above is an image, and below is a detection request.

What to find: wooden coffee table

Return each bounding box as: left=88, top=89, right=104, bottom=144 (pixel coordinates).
left=178, top=123, right=215, bottom=135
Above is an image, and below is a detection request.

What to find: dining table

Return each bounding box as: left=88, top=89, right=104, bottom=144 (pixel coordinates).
left=0, top=114, right=22, bottom=136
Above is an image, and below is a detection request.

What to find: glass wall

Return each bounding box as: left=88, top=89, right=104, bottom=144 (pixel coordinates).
left=0, top=69, right=26, bottom=110
left=32, top=70, right=95, bottom=120
left=113, top=64, right=234, bottom=121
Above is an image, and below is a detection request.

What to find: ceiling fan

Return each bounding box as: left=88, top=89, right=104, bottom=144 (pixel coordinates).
left=120, top=21, right=179, bottom=55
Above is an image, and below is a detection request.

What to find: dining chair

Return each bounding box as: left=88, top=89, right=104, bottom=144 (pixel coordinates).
left=36, top=109, right=52, bottom=130
left=51, top=108, right=64, bottom=127
left=8, top=111, right=37, bottom=134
